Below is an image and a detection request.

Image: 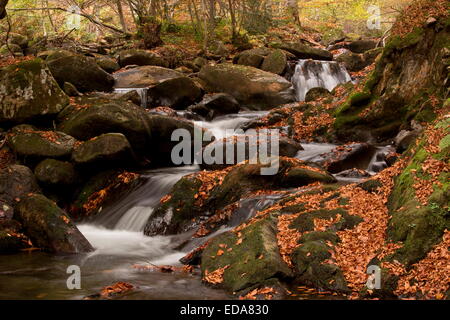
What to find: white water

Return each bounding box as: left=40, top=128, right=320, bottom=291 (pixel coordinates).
left=292, top=59, right=352, bottom=101
left=114, top=87, right=149, bottom=108
left=296, top=142, right=337, bottom=162
left=194, top=111, right=268, bottom=139
left=78, top=166, right=199, bottom=259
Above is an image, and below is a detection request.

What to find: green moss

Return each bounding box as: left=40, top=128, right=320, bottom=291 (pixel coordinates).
left=201, top=215, right=292, bottom=292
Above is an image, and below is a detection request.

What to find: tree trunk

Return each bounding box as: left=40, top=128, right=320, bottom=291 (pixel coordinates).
left=0, top=0, right=9, bottom=19
left=140, top=16, right=163, bottom=49
left=116, top=0, right=128, bottom=32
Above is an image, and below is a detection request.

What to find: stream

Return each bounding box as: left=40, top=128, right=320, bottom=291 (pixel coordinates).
left=0, top=59, right=385, bottom=300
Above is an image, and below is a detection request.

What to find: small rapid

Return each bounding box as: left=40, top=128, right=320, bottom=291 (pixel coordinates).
left=292, top=59, right=352, bottom=101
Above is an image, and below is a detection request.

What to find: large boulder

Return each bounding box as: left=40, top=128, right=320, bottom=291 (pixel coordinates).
left=271, top=42, right=333, bottom=61
left=201, top=215, right=292, bottom=292
left=34, top=159, right=76, bottom=186
left=113, top=65, right=182, bottom=88
left=57, top=97, right=152, bottom=153
left=46, top=50, right=114, bottom=93
left=198, top=63, right=296, bottom=109
left=0, top=58, right=69, bottom=124
left=0, top=219, right=31, bottom=253
left=118, top=49, right=168, bottom=68
left=146, top=114, right=203, bottom=166
left=188, top=93, right=240, bottom=120
left=96, top=56, right=120, bottom=73
left=8, top=127, right=76, bottom=160
left=261, top=49, right=288, bottom=75
left=15, top=194, right=93, bottom=253
left=114, top=66, right=203, bottom=109
left=72, top=133, right=134, bottom=166
left=146, top=76, right=203, bottom=109
left=0, top=165, right=41, bottom=205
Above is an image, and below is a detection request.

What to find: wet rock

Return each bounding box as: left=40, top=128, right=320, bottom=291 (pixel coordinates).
left=335, top=168, right=371, bottom=179
left=46, top=50, right=114, bottom=93
left=0, top=165, right=41, bottom=205
left=198, top=63, right=295, bottom=110
left=316, top=143, right=373, bottom=174
left=15, top=193, right=93, bottom=253
left=271, top=42, right=333, bottom=61
left=305, top=87, right=332, bottom=102
left=146, top=114, right=202, bottom=166
left=201, top=215, right=293, bottom=292
left=0, top=219, right=30, bottom=253
left=118, top=49, right=167, bottom=68
left=34, top=159, right=76, bottom=186
left=0, top=58, right=69, bottom=124
left=96, top=56, right=120, bottom=73
left=394, top=130, right=420, bottom=153
left=261, top=49, right=287, bottom=75
left=8, top=128, right=76, bottom=160
left=188, top=93, right=240, bottom=120
left=146, top=76, right=203, bottom=109
left=72, top=133, right=134, bottom=166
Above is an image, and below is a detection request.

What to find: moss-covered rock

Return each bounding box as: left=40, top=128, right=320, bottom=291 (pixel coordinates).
left=57, top=96, right=151, bottom=154
left=334, top=20, right=450, bottom=141
left=201, top=215, right=292, bottom=292
left=34, top=159, right=76, bottom=186
left=0, top=58, right=69, bottom=124
left=198, top=63, right=295, bottom=110
left=14, top=193, right=93, bottom=253
left=72, top=133, right=133, bottom=166
left=387, top=118, right=450, bottom=266
left=8, top=128, right=76, bottom=160
left=261, top=49, right=287, bottom=75
left=292, top=240, right=348, bottom=292
left=46, top=50, right=114, bottom=93
left=0, top=165, right=41, bottom=205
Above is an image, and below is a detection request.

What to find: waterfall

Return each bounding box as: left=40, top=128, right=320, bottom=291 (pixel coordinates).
left=291, top=59, right=352, bottom=101
left=114, top=87, right=149, bottom=108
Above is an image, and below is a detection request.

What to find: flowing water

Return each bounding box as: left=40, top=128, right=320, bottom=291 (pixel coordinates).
left=1, top=64, right=387, bottom=300
left=291, top=59, right=352, bottom=101
left=113, top=88, right=149, bottom=108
